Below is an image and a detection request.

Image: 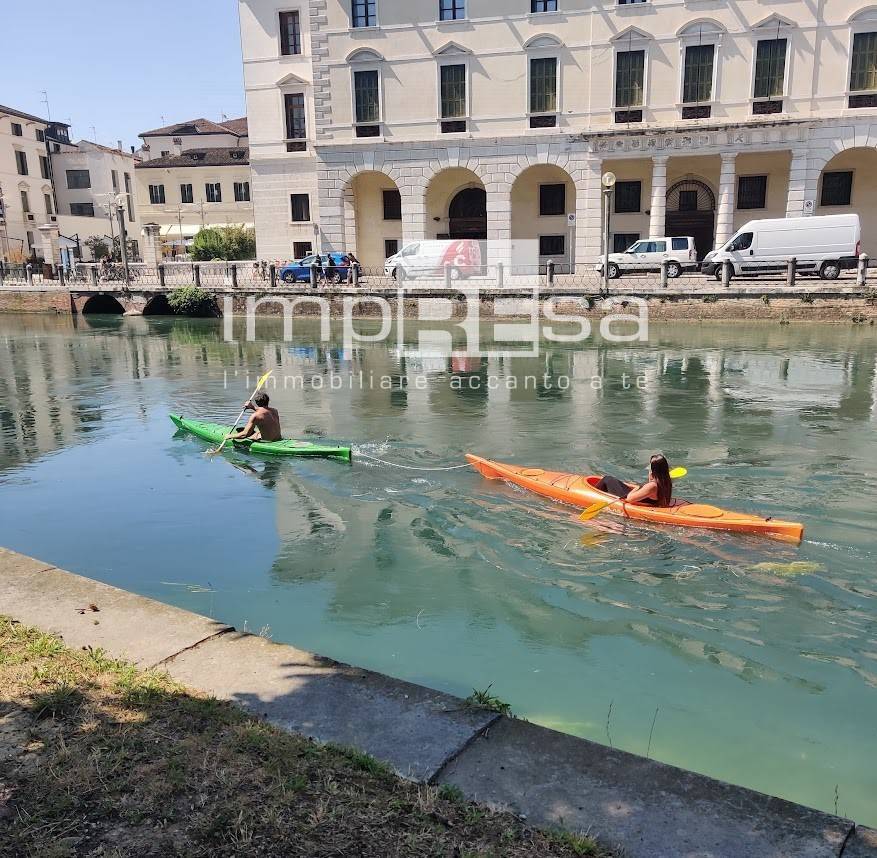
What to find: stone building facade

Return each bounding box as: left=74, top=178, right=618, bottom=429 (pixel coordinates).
left=240, top=0, right=877, bottom=269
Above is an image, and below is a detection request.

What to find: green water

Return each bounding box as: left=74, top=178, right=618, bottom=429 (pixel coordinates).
left=0, top=313, right=875, bottom=825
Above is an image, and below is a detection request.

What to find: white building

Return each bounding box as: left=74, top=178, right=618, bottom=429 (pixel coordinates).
left=50, top=134, right=140, bottom=262
left=240, top=1, right=877, bottom=271
left=134, top=117, right=254, bottom=254
left=0, top=104, right=58, bottom=261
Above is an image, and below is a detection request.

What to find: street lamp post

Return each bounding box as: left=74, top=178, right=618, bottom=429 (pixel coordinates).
left=601, top=171, right=616, bottom=295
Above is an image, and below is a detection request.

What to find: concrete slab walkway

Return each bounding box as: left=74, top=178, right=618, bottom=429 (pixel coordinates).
left=1, top=547, right=874, bottom=858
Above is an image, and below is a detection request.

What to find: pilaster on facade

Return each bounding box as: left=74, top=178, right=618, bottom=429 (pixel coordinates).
left=649, top=156, right=670, bottom=238
left=715, top=152, right=738, bottom=249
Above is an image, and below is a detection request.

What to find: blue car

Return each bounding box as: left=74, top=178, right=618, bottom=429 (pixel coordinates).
left=278, top=253, right=350, bottom=284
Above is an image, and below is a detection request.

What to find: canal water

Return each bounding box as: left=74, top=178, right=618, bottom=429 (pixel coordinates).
left=0, top=312, right=875, bottom=825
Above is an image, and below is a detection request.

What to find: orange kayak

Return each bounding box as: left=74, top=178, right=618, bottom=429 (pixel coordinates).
left=466, top=454, right=804, bottom=543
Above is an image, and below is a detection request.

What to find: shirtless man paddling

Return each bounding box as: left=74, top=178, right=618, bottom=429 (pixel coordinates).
left=230, top=391, right=282, bottom=442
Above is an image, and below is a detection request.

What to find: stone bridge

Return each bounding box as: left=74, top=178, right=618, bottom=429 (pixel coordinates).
left=70, top=289, right=177, bottom=316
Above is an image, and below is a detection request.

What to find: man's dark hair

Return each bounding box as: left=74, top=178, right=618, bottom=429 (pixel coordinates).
left=253, top=391, right=269, bottom=407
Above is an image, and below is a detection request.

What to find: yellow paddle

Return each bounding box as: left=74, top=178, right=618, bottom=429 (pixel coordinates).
left=208, top=370, right=273, bottom=456
left=579, top=467, right=688, bottom=522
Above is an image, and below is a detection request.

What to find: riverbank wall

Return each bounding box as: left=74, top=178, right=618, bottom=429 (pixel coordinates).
left=1, top=546, right=874, bottom=858
left=1, top=285, right=877, bottom=322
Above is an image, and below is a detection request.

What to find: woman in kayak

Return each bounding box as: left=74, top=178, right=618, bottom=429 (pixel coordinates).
left=596, top=454, right=673, bottom=507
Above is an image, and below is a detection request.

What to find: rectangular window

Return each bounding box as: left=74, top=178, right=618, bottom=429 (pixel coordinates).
left=294, top=241, right=313, bottom=259
left=351, top=0, right=376, bottom=27
left=66, top=169, right=91, bottom=189
left=682, top=44, right=714, bottom=104
left=530, top=57, right=558, bottom=114
left=280, top=10, right=302, bottom=55
left=15, top=150, right=28, bottom=175
left=111, top=170, right=119, bottom=192
left=44, top=193, right=53, bottom=216
left=850, top=32, right=877, bottom=92
left=383, top=189, right=402, bottom=220
left=615, top=50, right=645, bottom=107
left=70, top=202, right=95, bottom=217
left=385, top=238, right=399, bottom=259
left=678, top=190, right=699, bottom=212
left=149, top=184, right=166, bottom=205
left=440, top=64, right=467, bottom=118
left=737, top=175, right=767, bottom=210
left=124, top=173, right=134, bottom=221
left=820, top=171, right=853, bottom=207
left=20, top=190, right=30, bottom=213
left=439, top=0, right=465, bottom=20
left=539, top=183, right=566, bottom=216
left=613, top=233, right=640, bottom=253
left=539, top=235, right=565, bottom=256
left=284, top=93, right=307, bottom=151
left=531, top=0, right=557, bottom=11
left=11, top=122, right=22, bottom=136
left=234, top=181, right=251, bottom=202
left=754, top=38, right=787, bottom=99
left=180, top=184, right=194, bottom=204
left=36, top=129, right=44, bottom=142
left=354, top=69, right=380, bottom=125
left=205, top=182, right=222, bottom=203
left=614, top=180, right=642, bottom=214
left=291, top=193, right=311, bottom=222
left=39, top=155, right=50, bottom=180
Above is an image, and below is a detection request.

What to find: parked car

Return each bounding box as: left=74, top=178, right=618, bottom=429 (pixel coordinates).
left=384, top=239, right=483, bottom=280
left=702, top=214, right=861, bottom=281
left=278, top=253, right=351, bottom=284
left=595, top=236, right=697, bottom=279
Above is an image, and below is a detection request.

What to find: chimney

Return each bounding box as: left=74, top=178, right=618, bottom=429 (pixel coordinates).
left=117, top=139, right=123, bottom=151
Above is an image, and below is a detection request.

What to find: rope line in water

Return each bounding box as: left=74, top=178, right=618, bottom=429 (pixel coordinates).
left=355, top=452, right=470, bottom=471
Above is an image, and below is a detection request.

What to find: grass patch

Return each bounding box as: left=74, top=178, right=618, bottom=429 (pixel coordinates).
left=0, top=616, right=614, bottom=857
left=465, top=683, right=513, bottom=716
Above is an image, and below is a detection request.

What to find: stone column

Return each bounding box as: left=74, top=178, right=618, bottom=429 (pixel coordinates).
left=400, top=187, right=427, bottom=246
left=574, top=156, right=604, bottom=266
left=786, top=147, right=819, bottom=218
left=486, top=181, right=512, bottom=268
left=141, top=222, right=162, bottom=269
left=648, top=156, right=669, bottom=238
left=715, top=152, right=738, bottom=249
left=38, top=223, right=60, bottom=269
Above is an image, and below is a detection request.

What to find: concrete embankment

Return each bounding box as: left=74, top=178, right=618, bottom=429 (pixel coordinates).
left=1, top=546, right=874, bottom=858
left=1, top=284, right=877, bottom=322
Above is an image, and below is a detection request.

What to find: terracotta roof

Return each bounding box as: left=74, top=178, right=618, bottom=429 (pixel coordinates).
left=221, top=117, right=248, bottom=135
left=140, top=117, right=248, bottom=138
left=135, top=147, right=250, bottom=169
left=0, top=103, right=65, bottom=126
left=77, top=140, right=137, bottom=159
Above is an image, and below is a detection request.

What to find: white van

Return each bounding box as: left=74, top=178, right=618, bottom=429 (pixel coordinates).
left=384, top=239, right=483, bottom=280
left=703, top=214, right=861, bottom=281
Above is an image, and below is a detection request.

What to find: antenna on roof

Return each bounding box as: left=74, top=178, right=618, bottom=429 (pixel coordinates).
left=90, top=125, right=97, bottom=143
left=40, top=90, right=51, bottom=120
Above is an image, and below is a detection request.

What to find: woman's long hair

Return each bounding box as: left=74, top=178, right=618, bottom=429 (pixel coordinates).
left=650, top=454, right=673, bottom=507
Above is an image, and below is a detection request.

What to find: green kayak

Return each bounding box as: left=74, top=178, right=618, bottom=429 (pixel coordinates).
left=170, top=415, right=352, bottom=462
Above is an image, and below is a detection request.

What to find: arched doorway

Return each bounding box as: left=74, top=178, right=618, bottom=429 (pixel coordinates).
left=817, top=147, right=877, bottom=255
left=666, top=179, right=715, bottom=260
left=425, top=168, right=486, bottom=240
left=349, top=170, right=402, bottom=270
left=448, top=188, right=487, bottom=240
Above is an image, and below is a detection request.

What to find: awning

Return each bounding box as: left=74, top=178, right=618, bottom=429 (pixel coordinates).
left=159, top=224, right=200, bottom=238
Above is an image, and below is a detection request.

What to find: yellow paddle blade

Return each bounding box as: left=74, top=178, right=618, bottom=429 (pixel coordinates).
left=670, top=467, right=687, bottom=479
left=579, top=501, right=611, bottom=522
left=255, top=370, right=273, bottom=390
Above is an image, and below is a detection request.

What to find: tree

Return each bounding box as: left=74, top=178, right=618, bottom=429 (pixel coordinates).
left=84, top=236, right=110, bottom=261
left=191, top=225, right=256, bottom=261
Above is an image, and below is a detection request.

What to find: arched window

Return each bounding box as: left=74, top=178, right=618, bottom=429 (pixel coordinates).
left=750, top=16, right=794, bottom=115
left=611, top=28, right=650, bottom=124
left=525, top=35, right=563, bottom=128
left=677, top=21, right=725, bottom=119
left=848, top=8, right=877, bottom=108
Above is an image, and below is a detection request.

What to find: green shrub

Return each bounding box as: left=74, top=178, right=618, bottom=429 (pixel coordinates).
left=167, top=286, right=218, bottom=317
left=191, top=225, right=256, bottom=261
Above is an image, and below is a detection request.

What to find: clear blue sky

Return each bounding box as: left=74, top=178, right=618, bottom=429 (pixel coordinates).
left=3, top=0, right=245, bottom=150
